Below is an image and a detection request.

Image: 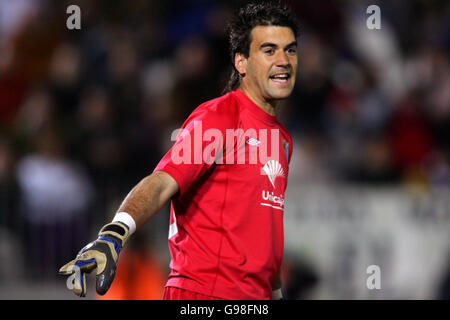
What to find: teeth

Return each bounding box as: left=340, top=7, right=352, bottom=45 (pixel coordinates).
left=272, top=74, right=289, bottom=79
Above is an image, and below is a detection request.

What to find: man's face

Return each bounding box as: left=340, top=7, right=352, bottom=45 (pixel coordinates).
left=237, top=26, right=298, bottom=104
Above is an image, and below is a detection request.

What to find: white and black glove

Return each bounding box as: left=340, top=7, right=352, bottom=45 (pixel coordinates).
left=59, top=222, right=130, bottom=297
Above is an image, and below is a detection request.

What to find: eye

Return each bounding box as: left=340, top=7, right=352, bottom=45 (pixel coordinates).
left=264, top=48, right=275, bottom=55
left=286, top=47, right=297, bottom=55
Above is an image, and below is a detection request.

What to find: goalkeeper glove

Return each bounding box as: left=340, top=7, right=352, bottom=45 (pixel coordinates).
left=59, top=221, right=130, bottom=297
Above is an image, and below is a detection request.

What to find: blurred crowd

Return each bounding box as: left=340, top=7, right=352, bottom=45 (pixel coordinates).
left=0, top=0, right=448, bottom=296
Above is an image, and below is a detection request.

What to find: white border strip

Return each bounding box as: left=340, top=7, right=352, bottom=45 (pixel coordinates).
left=260, top=203, right=284, bottom=211
left=168, top=209, right=178, bottom=239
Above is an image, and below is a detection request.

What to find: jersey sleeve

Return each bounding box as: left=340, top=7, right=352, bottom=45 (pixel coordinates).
left=153, top=105, right=235, bottom=197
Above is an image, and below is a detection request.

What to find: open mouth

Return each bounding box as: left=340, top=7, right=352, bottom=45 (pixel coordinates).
left=269, top=73, right=291, bottom=84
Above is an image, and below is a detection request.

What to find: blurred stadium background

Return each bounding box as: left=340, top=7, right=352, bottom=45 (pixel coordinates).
left=0, top=0, right=449, bottom=299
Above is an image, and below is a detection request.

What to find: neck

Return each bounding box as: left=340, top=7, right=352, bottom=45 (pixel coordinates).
left=239, top=85, right=279, bottom=116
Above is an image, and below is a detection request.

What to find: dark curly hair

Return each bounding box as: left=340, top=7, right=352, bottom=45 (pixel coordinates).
left=223, top=1, right=299, bottom=94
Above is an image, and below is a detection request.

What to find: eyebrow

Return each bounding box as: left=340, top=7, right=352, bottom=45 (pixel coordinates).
left=260, top=41, right=298, bottom=50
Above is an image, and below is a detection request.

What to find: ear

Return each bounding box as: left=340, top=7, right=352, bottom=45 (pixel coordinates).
left=234, top=53, right=247, bottom=76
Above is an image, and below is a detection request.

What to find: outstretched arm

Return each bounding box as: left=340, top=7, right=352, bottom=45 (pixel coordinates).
left=59, top=170, right=179, bottom=297
left=116, top=171, right=179, bottom=231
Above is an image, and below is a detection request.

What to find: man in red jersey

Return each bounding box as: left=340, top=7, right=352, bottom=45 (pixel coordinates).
left=60, top=1, right=299, bottom=300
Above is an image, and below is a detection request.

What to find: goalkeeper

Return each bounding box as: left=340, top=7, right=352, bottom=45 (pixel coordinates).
left=60, top=1, right=298, bottom=300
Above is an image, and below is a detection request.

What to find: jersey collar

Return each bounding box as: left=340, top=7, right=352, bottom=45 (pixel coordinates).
left=234, top=89, right=279, bottom=126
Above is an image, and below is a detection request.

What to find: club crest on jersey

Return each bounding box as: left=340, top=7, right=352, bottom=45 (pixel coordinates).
left=262, top=160, right=285, bottom=188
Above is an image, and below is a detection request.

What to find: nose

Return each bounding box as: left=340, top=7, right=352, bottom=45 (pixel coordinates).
left=275, top=51, right=290, bottom=67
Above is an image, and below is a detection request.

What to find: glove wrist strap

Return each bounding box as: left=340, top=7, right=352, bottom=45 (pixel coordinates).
left=98, top=222, right=130, bottom=248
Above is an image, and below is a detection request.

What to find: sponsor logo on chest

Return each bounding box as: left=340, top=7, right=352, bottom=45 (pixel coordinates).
left=260, top=159, right=286, bottom=212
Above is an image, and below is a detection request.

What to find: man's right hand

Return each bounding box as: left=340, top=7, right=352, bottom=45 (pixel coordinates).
left=59, top=221, right=130, bottom=297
